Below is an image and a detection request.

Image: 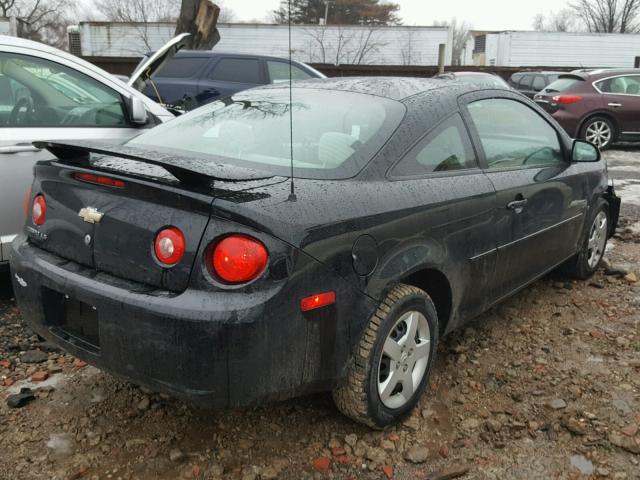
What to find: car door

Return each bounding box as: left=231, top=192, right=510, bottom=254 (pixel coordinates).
left=461, top=93, right=588, bottom=301
left=388, top=112, right=498, bottom=320
left=196, top=56, right=265, bottom=107
left=594, top=74, right=640, bottom=134
left=0, top=50, right=149, bottom=260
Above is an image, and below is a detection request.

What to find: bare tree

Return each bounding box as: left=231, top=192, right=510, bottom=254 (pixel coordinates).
left=571, top=0, right=640, bottom=33
left=304, top=25, right=386, bottom=65
left=217, top=0, right=236, bottom=23
left=434, top=18, right=471, bottom=66
left=400, top=28, right=416, bottom=65
left=95, top=0, right=179, bottom=52
left=2, top=0, right=72, bottom=48
left=1, top=0, right=16, bottom=17
left=534, top=8, right=579, bottom=31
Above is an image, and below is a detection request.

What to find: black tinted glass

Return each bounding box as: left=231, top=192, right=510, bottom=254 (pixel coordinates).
left=157, top=57, right=207, bottom=78
left=392, top=114, right=477, bottom=177
left=211, top=58, right=261, bottom=83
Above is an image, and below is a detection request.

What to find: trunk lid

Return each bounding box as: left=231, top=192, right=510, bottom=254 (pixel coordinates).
left=29, top=141, right=276, bottom=292
left=128, top=33, right=190, bottom=94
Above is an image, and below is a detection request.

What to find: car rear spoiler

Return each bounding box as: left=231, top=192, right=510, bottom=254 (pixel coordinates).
left=33, top=141, right=274, bottom=190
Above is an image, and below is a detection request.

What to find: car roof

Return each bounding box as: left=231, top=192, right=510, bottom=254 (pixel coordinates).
left=0, top=35, right=81, bottom=62
left=155, top=50, right=309, bottom=64
left=259, top=76, right=491, bottom=101
left=440, top=71, right=498, bottom=78
left=567, top=68, right=640, bottom=80
left=512, top=70, right=565, bottom=75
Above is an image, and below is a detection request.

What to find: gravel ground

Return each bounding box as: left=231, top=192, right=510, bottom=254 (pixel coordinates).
left=1, top=149, right=639, bottom=480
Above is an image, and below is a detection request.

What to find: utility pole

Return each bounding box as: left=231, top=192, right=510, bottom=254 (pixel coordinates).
left=323, top=0, right=334, bottom=25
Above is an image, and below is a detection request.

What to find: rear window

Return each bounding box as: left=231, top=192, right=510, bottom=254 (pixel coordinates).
left=544, top=76, right=583, bottom=93
left=157, top=57, right=208, bottom=78
left=129, top=88, right=406, bottom=180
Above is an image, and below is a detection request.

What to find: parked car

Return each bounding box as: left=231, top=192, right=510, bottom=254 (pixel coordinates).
left=434, top=71, right=511, bottom=89
left=133, top=51, right=326, bottom=110
left=509, top=71, right=564, bottom=98
left=0, top=34, right=188, bottom=269
left=11, top=78, right=619, bottom=427
left=534, top=69, right=640, bottom=149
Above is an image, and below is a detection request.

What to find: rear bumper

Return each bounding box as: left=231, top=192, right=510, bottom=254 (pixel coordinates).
left=10, top=235, right=375, bottom=407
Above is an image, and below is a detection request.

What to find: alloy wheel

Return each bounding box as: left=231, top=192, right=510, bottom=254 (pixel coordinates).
left=587, top=211, right=608, bottom=269
left=377, top=310, right=431, bottom=409
left=585, top=121, right=612, bottom=148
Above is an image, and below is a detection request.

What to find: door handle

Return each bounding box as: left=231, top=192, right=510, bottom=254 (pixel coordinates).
left=506, top=198, right=528, bottom=210
left=608, top=102, right=623, bottom=108
left=0, top=145, right=42, bottom=154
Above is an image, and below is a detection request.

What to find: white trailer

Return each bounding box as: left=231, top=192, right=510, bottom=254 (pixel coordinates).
left=77, top=22, right=453, bottom=66
left=0, top=17, right=17, bottom=36
left=473, top=31, right=640, bottom=68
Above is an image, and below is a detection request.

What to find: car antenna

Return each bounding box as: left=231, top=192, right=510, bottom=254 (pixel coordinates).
left=287, top=0, right=297, bottom=202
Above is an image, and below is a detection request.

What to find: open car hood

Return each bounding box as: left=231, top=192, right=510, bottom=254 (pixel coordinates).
left=127, top=33, right=190, bottom=93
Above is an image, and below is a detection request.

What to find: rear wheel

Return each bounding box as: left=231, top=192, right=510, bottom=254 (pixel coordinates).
left=580, top=116, right=616, bottom=149
left=566, top=199, right=609, bottom=279
left=332, top=284, right=438, bottom=428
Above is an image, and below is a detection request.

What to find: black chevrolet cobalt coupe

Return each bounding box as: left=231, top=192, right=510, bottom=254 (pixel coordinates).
left=11, top=78, right=619, bottom=427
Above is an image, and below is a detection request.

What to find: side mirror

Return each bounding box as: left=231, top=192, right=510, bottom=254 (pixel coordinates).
left=572, top=139, right=600, bottom=162
left=128, top=96, right=149, bottom=126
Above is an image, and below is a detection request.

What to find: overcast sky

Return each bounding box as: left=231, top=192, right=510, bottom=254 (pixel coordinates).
left=230, top=0, right=571, bottom=30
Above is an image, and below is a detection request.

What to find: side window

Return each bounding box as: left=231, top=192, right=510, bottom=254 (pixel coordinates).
left=210, top=58, right=262, bottom=83
left=0, top=52, right=127, bottom=127
left=267, top=61, right=312, bottom=83
left=532, top=75, right=546, bottom=91
left=467, top=98, right=563, bottom=169
left=392, top=113, right=477, bottom=177
left=596, top=75, right=640, bottom=95
left=519, top=75, right=533, bottom=90
left=157, top=57, right=208, bottom=78
left=509, top=74, right=521, bottom=87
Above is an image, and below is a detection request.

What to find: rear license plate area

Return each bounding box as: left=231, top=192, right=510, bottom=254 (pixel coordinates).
left=43, top=288, right=100, bottom=352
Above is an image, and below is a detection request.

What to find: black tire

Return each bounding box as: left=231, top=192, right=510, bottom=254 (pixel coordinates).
left=580, top=116, right=616, bottom=150
left=332, top=284, right=439, bottom=428
left=566, top=198, right=610, bottom=279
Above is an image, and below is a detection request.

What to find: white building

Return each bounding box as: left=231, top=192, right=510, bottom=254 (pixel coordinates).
left=76, top=22, right=453, bottom=66
left=0, top=17, right=17, bottom=36
left=468, top=31, right=640, bottom=68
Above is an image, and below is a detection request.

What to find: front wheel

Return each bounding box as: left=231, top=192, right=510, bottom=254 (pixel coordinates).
left=580, top=116, right=616, bottom=150
left=566, top=199, right=609, bottom=279
left=332, top=284, right=439, bottom=428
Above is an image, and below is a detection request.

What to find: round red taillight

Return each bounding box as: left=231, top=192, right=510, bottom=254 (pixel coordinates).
left=154, top=227, right=185, bottom=266
left=32, top=195, right=46, bottom=225
left=212, top=235, right=268, bottom=284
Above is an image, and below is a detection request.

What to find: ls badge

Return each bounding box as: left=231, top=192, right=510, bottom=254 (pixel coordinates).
left=78, top=207, right=104, bottom=224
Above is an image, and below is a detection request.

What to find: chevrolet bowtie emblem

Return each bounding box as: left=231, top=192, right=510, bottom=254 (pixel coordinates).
left=78, top=207, right=104, bottom=224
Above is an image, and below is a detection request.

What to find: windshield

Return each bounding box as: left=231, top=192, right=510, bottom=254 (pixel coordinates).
left=130, top=87, right=405, bottom=179
left=543, top=77, right=583, bottom=93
